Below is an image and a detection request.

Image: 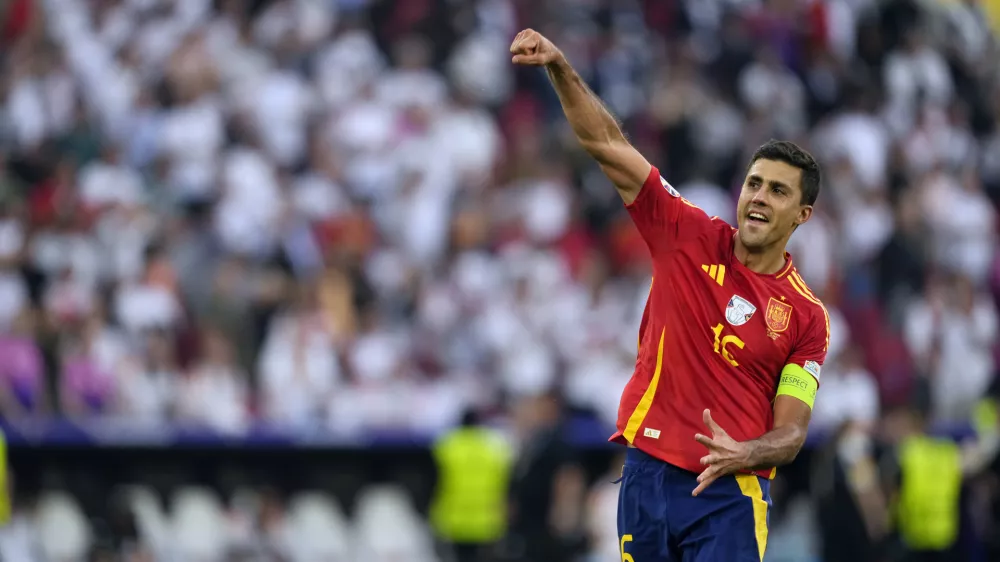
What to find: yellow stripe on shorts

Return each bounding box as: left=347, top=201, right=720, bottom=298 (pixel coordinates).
left=735, top=474, right=769, bottom=562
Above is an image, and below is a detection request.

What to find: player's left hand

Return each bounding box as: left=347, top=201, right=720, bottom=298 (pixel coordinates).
left=692, top=409, right=752, bottom=496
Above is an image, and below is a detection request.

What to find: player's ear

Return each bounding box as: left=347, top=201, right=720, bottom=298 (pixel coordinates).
left=794, top=205, right=812, bottom=227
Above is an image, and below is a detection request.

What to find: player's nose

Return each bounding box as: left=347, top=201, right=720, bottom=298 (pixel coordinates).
left=750, top=190, right=770, bottom=205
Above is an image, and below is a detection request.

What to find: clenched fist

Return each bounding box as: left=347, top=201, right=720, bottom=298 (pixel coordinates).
left=510, top=29, right=563, bottom=66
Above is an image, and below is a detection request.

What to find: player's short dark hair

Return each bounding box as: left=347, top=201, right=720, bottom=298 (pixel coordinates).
left=748, top=140, right=822, bottom=206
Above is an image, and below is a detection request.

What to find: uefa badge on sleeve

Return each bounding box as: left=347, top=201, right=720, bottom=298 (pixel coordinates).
left=803, top=360, right=822, bottom=381
left=660, top=176, right=681, bottom=197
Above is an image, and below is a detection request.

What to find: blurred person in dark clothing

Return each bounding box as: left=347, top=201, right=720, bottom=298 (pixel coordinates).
left=876, top=193, right=928, bottom=321
left=197, top=257, right=255, bottom=375
left=812, top=420, right=889, bottom=562
left=257, top=487, right=292, bottom=560
left=504, top=392, right=586, bottom=562
left=106, top=490, right=154, bottom=562
left=973, top=379, right=1000, bottom=561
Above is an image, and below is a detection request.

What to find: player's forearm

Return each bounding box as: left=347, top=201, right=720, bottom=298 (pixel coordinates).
left=545, top=56, right=628, bottom=159
left=545, top=56, right=650, bottom=200
left=743, top=424, right=807, bottom=469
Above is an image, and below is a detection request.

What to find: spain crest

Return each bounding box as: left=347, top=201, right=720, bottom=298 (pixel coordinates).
left=765, top=297, right=792, bottom=333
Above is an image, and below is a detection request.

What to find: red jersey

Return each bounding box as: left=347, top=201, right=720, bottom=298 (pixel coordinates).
left=610, top=166, right=830, bottom=479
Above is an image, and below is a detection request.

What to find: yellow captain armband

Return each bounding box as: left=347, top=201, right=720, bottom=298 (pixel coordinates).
left=776, top=364, right=819, bottom=409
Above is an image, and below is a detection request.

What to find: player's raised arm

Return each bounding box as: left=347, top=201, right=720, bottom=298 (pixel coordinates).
left=510, top=29, right=650, bottom=203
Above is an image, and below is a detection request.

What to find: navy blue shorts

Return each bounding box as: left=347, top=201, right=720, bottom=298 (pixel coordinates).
left=617, top=447, right=771, bottom=562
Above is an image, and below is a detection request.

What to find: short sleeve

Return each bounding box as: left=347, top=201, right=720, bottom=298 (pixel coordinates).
left=786, top=306, right=830, bottom=385
left=625, top=166, right=712, bottom=256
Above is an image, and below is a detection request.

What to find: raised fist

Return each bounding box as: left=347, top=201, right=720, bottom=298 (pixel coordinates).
left=510, top=29, right=562, bottom=66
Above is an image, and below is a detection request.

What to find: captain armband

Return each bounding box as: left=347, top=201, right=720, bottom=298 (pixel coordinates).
left=776, top=364, right=819, bottom=409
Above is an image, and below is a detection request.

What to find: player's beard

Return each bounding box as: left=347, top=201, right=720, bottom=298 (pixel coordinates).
left=737, top=223, right=777, bottom=252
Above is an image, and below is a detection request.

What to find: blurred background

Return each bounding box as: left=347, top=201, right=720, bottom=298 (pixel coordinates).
left=0, top=0, right=998, bottom=560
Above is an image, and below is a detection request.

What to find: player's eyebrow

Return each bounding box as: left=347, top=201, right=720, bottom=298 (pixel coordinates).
left=749, top=174, right=790, bottom=191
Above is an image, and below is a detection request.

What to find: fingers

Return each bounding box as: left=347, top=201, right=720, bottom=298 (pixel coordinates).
left=692, top=461, right=730, bottom=496
left=509, top=29, right=539, bottom=55
left=693, top=457, right=744, bottom=495
left=696, top=464, right=718, bottom=484
left=510, top=29, right=549, bottom=65
left=509, top=30, right=525, bottom=51
left=509, top=29, right=526, bottom=52
left=691, top=476, right=717, bottom=497
left=692, top=469, right=720, bottom=497
left=511, top=54, right=546, bottom=66
left=703, top=409, right=725, bottom=436
left=694, top=433, right=716, bottom=448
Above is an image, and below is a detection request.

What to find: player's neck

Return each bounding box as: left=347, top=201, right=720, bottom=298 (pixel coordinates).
left=733, top=238, right=788, bottom=275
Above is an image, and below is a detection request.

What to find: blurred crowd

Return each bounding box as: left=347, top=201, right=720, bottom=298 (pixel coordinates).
left=0, top=0, right=999, bottom=560
left=0, top=0, right=995, bottom=435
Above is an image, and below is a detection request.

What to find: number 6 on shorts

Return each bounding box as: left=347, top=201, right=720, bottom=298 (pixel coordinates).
left=621, top=534, right=635, bottom=562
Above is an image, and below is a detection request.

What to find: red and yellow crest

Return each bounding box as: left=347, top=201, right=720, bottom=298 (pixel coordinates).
left=765, top=297, right=793, bottom=333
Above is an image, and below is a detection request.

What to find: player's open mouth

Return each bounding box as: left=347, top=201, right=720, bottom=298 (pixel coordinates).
left=747, top=212, right=769, bottom=223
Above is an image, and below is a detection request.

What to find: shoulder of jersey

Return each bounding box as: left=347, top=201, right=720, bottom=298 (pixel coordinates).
left=659, top=176, right=734, bottom=234
left=698, top=211, right=735, bottom=243
left=681, top=199, right=734, bottom=244
left=708, top=214, right=735, bottom=231
left=782, top=269, right=831, bottom=352
left=782, top=268, right=828, bottom=319
left=659, top=176, right=706, bottom=213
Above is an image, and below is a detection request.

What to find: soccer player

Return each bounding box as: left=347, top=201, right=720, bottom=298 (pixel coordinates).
left=511, top=30, right=829, bottom=562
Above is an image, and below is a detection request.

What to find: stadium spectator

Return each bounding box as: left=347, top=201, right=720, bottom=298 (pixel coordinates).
left=881, top=402, right=1000, bottom=562
left=505, top=393, right=586, bottom=562
left=903, top=273, right=998, bottom=421
left=175, top=327, right=249, bottom=435
left=430, top=409, right=512, bottom=562
left=0, top=309, right=45, bottom=417
left=114, top=328, right=177, bottom=422
left=258, top=285, right=340, bottom=428
left=811, top=420, right=889, bottom=562
left=812, top=345, right=881, bottom=432
left=583, top=452, right=627, bottom=562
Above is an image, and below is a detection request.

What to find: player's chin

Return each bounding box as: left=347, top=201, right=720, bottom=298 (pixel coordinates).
left=737, top=229, right=769, bottom=250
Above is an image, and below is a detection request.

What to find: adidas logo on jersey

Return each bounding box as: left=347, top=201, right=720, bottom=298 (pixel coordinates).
left=701, top=264, right=726, bottom=286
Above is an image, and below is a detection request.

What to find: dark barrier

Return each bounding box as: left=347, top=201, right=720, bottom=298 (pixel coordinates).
left=2, top=416, right=975, bottom=524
